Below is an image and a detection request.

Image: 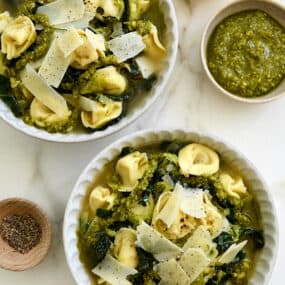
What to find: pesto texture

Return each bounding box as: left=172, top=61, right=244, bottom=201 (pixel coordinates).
left=0, top=0, right=165, bottom=134
left=77, top=142, right=264, bottom=285
left=207, top=10, right=285, bottom=98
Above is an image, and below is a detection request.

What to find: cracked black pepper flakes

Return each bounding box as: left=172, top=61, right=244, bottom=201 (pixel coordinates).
left=0, top=214, right=42, bottom=254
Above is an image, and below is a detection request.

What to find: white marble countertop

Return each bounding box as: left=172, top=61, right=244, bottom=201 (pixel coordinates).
left=0, top=0, right=284, bottom=284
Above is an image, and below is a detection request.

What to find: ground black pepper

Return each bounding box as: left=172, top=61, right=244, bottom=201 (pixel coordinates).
left=0, top=214, right=42, bottom=254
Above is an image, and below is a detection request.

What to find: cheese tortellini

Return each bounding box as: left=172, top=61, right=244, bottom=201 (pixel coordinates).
left=178, top=143, right=220, bottom=177
left=81, top=66, right=127, bottom=95
left=80, top=97, right=123, bottom=129
left=71, top=30, right=102, bottom=69
left=113, top=228, right=138, bottom=268
left=152, top=192, right=197, bottom=240
left=129, top=0, right=151, bottom=20
left=143, top=24, right=166, bottom=60
left=30, top=98, right=71, bottom=128
left=200, top=193, right=229, bottom=238
left=1, top=16, right=36, bottom=60
left=116, top=151, right=149, bottom=191
left=84, top=0, right=125, bottom=20
left=89, top=186, right=115, bottom=213
left=0, top=12, right=11, bottom=33
left=220, top=171, right=247, bottom=199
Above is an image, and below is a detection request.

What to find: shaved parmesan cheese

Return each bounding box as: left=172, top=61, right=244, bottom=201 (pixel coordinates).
left=37, top=0, right=85, bottom=26
left=108, top=32, right=145, bottom=63
left=20, top=65, right=69, bottom=116
left=92, top=254, right=137, bottom=285
left=180, top=188, right=206, bottom=218
left=218, top=240, right=247, bottom=264
left=155, top=183, right=182, bottom=228
left=183, top=225, right=218, bottom=259
left=38, top=39, right=70, bottom=88
left=179, top=248, right=211, bottom=283
left=86, top=29, right=106, bottom=55
left=136, top=222, right=183, bottom=262
left=54, top=13, right=94, bottom=30
left=57, top=29, right=84, bottom=58
left=79, top=96, right=98, bottom=112
left=157, top=259, right=190, bottom=285
left=136, top=55, right=158, bottom=78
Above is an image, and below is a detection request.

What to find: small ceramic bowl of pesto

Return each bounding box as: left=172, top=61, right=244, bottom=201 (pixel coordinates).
left=201, top=0, right=285, bottom=103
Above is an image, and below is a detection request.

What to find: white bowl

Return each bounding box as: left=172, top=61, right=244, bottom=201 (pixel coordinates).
left=201, top=0, right=285, bottom=104
left=0, top=1, right=178, bottom=143
left=63, top=129, right=278, bottom=285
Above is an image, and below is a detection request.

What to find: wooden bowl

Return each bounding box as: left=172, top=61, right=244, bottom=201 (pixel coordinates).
left=0, top=198, right=52, bottom=271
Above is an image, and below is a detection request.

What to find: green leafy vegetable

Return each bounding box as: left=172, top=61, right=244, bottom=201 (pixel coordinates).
left=214, top=232, right=235, bottom=253
left=240, top=228, right=265, bottom=249
left=96, top=208, right=113, bottom=219
left=0, top=75, right=23, bottom=117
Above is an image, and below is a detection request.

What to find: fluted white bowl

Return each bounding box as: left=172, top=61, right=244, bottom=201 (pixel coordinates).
left=63, top=129, right=278, bottom=285
left=0, top=1, right=178, bottom=142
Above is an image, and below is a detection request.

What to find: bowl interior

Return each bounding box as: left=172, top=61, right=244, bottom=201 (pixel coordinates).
left=0, top=198, right=52, bottom=271
left=0, top=0, right=178, bottom=142
left=201, top=0, right=285, bottom=103
left=64, top=129, right=278, bottom=285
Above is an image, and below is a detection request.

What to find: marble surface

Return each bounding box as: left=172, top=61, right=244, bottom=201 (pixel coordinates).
left=0, top=0, right=284, bottom=284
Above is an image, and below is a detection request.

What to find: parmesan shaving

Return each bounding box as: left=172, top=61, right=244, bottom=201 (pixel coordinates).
left=20, top=65, right=69, bottom=116
left=38, top=38, right=70, bottom=88
left=79, top=96, right=98, bottom=112
left=37, top=0, right=85, bottom=26
left=179, top=248, right=211, bottom=283
left=156, top=259, right=190, bottom=285
left=92, top=254, right=137, bottom=285
left=180, top=188, right=206, bottom=218
left=218, top=240, right=247, bottom=264
left=54, top=13, right=94, bottom=30
left=85, top=29, right=106, bottom=55
left=136, top=222, right=183, bottom=262
left=136, top=55, right=159, bottom=79
left=108, top=32, right=145, bottom=63
left=183, top=225, right=218, bottom=259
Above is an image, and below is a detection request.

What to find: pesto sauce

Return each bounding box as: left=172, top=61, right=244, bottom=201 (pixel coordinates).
left=207, top=10, right=285, bottom=98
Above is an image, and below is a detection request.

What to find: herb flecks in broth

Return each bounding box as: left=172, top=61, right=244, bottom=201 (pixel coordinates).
left=78, top=142, right=264, bottom=285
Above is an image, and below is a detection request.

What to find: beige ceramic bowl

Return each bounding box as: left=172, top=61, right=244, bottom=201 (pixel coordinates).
left=201, top=0, right=285, bottom=103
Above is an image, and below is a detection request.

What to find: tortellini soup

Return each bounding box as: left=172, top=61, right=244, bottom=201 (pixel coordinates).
left=78, top=141, right=264, bottom=285
left=0, top=0, right=167, bottom=134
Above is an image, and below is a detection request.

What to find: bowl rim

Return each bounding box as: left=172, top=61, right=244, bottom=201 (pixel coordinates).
left=0, top=0, right=178, bottom=143
left=63, top=128, right=279, bottom=285
left=200, top=0, right=285, bottom=104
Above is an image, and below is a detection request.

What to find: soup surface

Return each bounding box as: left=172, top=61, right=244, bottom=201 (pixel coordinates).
left=78, top=141, right=264, bottom=285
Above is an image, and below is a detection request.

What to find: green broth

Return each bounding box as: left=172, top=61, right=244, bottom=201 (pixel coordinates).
left=207, top=10, right=285, bottom=98
left=77, top=141, right=264, bottom=285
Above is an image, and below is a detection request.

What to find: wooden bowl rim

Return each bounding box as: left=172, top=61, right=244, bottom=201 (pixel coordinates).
left=0, top=198, right=52, bottom=271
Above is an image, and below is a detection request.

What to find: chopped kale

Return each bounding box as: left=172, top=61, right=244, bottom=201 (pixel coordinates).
left=240, top=228, right=265, bottom=249
left=214, top=232, right=235, bottom=253
left=96, top=208, right=113, bottom=219
left=89, top=232, right=111, bottom=268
